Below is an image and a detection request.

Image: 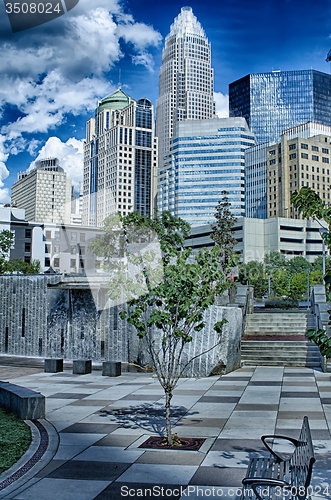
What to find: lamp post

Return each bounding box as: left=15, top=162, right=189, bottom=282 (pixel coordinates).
left=306, top=268, right=310, bottom=311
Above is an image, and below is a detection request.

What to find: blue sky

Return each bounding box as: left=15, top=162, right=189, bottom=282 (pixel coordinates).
left=0, top=0, right=331, bottom=202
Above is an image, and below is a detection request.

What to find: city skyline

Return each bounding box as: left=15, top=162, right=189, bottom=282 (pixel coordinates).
left=0, top=0, right=331, bottom=205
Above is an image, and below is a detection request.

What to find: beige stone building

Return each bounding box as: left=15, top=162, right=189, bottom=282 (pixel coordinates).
left=267, top=125, right=331, bottom=219
left=83, top=88, right=158, bottom=227
left=11, top=158, right=72, bottom=224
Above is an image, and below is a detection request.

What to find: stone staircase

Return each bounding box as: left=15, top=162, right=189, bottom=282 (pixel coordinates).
left=241, top=312, right=322, bottom=368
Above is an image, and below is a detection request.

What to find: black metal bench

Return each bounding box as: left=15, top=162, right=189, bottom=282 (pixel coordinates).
left=241, top=416, right=315, bottom=500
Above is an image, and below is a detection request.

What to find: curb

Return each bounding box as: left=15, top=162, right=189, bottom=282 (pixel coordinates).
left=0, top=419, right=59, bottom=499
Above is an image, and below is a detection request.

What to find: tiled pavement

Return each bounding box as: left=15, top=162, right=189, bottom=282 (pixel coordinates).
left=1, top=365, right=331, bottom=500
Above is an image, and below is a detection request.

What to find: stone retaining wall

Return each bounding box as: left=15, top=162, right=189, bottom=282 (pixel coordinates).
left=0, top=275, right=242, bottom=376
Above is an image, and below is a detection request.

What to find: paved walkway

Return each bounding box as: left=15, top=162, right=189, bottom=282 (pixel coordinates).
left=0, top=365, right=331, bottom=500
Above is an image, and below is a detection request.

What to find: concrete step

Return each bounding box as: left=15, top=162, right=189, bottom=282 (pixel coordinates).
left=241, top=360, right=321, bottom=367
left=241, top=339, right=322, bottom=368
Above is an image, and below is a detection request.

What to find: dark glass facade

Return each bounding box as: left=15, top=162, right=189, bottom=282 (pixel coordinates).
left=229, top=70, right=331, bottom=144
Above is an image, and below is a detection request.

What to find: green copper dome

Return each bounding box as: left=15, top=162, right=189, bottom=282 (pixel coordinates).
left=96, top=88, right=135, bottom=113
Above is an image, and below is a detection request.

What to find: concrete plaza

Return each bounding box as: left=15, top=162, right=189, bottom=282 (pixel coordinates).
left=0, top=364, right=330, bottom=500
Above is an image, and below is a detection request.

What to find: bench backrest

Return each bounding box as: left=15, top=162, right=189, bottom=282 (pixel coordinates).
left=290, top=416, right=315, bottom=499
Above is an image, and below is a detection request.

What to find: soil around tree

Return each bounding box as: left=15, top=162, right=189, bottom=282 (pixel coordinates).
left=139, top=436, right=206, bottom=451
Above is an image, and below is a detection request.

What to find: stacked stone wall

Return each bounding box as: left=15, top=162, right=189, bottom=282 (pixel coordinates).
left=0, top=275, right=242, bottom=376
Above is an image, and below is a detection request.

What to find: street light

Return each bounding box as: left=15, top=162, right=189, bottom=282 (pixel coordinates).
left=306, top=268, right=310, bottom=311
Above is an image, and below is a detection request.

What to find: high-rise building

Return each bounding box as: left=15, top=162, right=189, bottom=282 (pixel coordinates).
left=11, top=158, right=72, bottom=224
left=229, top=70, right=331, bottom=144
left=245, top=142, right=272, bottom=219
left=83, top=88, right=158, bottom=227
left=156, top=6, right=215, bottom=169
left=266, top=123, right=331, bottom=219
left=245, top=122, right=331, bottom=220
left=158, top=117, right=257, bottom=226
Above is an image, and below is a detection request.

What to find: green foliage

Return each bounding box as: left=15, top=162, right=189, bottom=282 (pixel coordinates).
left=210, top=190, right=238, bottom=273
left=238, top=261, right=268, bottom=297
left=291, top=187, right=325, bottom=219
left=288, top=271, right=309, bottom=301
left=306, top=328, right=331, bottom=358
left=264, top=251, right=289, bottom=274
left=264, top=298, right=298, bottom=309
left=0, top=408, right=32, bottom=474
left=0, top=230, right=41, bottom=275
left=271, top=269, right=290, bottom=297
left=312, top=255, right=331, bottom=271
left=290, top=256, right=312, bottom=274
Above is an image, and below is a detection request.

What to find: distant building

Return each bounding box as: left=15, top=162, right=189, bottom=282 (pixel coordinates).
left=229, top=70, right=331, bottom=144
left=83, top=88, right=158, bottom=227
left=70, top=184, right=83, bottom=226
left=158, top=117, right=257, bottom=226
left=184, top=217, right=327, bottom=264
left=0, top=206, right=102, bottom=274
left=245, top=142, right=272, bottom=219
left=266, top=123, right=331, bottom=219
left=245, top=122, right=331, bottom=219
left=11, top=158, right=72, bottom=224
left=156, top=6, right=215, bottom=169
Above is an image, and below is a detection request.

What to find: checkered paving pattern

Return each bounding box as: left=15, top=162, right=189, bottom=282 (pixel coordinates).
left=2, top=366, right=331, bottom=500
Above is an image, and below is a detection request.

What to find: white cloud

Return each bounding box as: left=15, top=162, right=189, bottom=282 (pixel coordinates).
left=0, top=135, right=10, bottom=203
left=214, top=92, right=229, bottom=118
left=29, top=137, right=84, bottom=191
left=0, top=0, right=162, bottom=184
left=28, top=139, right=41, bottom=156
left=132, top=52, right=155, bottom=72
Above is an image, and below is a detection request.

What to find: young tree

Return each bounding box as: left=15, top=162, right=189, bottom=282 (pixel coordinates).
left=0, top=230, right=14, bottom=274
left=90, top=211, right=231, bottom=445
left=210, top=190, right=238, bottom=274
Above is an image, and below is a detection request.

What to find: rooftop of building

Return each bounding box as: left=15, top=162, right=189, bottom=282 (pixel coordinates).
left=96, top=87, right=135, bottom=113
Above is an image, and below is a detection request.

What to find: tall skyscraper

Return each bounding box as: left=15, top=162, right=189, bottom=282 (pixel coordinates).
left=11, top=158, right=72, bottom=224
left=83, top=88, right=158, bottom=227
left=158, top=117, right=256, bottom=226
left=156, top=6, right=215, bottom=169
left=229, top=70, right=331, bottom=144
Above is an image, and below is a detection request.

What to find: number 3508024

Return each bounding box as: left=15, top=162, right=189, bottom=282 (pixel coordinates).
left=5, top=3, right=62, bottom=14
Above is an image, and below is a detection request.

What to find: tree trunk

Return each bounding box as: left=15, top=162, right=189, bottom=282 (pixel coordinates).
left=165, top=390, right=173, bottom=445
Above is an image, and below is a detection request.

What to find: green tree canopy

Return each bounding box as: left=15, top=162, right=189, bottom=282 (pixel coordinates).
left=264, top=251, right=289, bottom=275
left=238, top=261, right=268, bottom=297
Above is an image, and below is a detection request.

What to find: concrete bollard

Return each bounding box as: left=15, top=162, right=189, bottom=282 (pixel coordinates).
left=102, top=361, right=121, bottom=377
left=73, top=359, right=92, bottom=374
left=44, top=358, right=63, bottom=373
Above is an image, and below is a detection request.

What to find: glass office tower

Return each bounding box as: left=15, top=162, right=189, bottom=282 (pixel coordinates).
left=158, top=117, right=257, bottom=226
left=229, top=70, right=331, bottom=144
